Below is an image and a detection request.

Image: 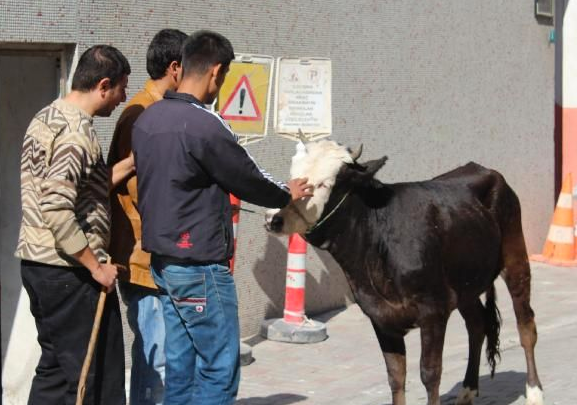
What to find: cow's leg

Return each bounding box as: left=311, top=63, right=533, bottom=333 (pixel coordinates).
left=371, top=321, right=407, bottom=405
left=419, top=316, right=448, bottom=405
left=501, top=228, right=543, bottom=405
left=455, top=300, right=486, bottom=405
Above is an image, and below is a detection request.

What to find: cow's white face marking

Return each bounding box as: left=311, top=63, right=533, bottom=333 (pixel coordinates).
left=265, top=140, right=354, bottom=235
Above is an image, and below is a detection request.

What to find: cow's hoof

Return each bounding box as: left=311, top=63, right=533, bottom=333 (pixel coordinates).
left=455, top=387, right=477, bottom=405
left=525, top=384, right=544, bottom=405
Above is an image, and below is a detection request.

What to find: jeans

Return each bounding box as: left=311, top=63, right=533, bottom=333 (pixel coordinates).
left=21, top=260, right=126, bottom=405
left=120, top=284, right=166, bottom=405
left=151, top=255, right=240, bottom=405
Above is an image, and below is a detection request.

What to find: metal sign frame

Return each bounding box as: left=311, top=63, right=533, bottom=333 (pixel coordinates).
left=217, top=53, right=274, bottom=146
left=274, top=57, right=332, bottom=142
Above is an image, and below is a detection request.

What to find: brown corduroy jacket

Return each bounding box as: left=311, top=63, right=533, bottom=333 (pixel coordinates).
left=108, top=79, right=164, bottom=289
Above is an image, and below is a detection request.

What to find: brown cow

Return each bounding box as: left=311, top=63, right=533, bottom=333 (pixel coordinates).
left=265, top=139, right=543, bottom=405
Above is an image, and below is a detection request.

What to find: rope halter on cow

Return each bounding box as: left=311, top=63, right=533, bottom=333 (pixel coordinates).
left=304, top=190, right=351, bottom=235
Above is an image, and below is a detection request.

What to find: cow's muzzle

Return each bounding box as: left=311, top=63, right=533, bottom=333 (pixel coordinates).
left=265, top=210, right=283, bottom=233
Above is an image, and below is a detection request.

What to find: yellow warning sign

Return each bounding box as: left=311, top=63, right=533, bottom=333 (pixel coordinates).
left=217, top=55, right=273, bottom=140
left=220, top=75, right=261, bottom=122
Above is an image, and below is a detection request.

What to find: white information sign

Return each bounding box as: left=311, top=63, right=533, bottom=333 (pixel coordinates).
left=274, top=58, right=332, bottom=141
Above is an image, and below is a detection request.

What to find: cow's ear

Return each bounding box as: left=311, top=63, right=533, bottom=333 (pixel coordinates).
left=340, top=155, right=388, bottom=184
left=362, top=155, right=388, bottom=177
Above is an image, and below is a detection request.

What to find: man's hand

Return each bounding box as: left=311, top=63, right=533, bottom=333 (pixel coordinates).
left=287, top=177, right=314, bottom=202
left=109, top=152, right=136, bottom=191
left=90, top=263, right=118, bottom=293
left=73, top=246, right=118, bottom=293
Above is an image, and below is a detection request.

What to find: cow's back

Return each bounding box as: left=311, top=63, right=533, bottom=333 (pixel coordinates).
left=432, top=161, right=522, bottom=236
left=375, top=162, right=515, bottom=309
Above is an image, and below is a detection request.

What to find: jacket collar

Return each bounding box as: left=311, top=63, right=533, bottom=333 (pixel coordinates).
left=143, top=79, right=164, bottom=102
left=164, top=90, right=204, bottom=107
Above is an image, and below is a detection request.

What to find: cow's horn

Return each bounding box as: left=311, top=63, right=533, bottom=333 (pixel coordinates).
left=350, top=144, right=363, bottom=161
left=297, top=128, right=308, bottom=144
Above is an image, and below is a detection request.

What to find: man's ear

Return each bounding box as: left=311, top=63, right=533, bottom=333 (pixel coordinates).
left=97, top=77, right=111, bottom=95
left=96, top=77, right=112, bottom=97
left=168, top=61, right=180, bottom=76
left=211, top=63, right=223, bottom=79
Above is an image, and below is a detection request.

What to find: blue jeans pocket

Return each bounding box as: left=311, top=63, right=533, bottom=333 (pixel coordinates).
left=211, top=264, right=233, bottom=284
left=163, top=269, right=208, bottom=326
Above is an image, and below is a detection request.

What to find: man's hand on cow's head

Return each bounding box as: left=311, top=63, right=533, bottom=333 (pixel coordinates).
left=287, top=177, right=314, bottom=202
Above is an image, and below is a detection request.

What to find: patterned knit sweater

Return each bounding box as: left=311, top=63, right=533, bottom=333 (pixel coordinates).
left=16, top=98, right=110, bottom=266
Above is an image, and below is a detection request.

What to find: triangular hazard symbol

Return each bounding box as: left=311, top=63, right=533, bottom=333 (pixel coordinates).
left=220, top=75, right=262, bottom=121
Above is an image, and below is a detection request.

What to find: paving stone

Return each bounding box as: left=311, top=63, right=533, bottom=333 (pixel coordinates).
left=237, top=262, right=576, bottom=404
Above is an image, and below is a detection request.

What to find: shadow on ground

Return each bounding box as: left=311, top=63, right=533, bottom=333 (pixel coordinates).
left=235, top=393, right=307, bottom=405
left=439, top=370, right=526, bottom=405
left=372, top=371, right=526, bottom=405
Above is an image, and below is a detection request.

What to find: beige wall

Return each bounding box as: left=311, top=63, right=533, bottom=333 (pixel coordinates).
left=0, top=1, right=555, bottom=341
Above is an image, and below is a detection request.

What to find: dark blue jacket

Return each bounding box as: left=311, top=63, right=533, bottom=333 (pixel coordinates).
left=132, top=91, right=290, bottom=263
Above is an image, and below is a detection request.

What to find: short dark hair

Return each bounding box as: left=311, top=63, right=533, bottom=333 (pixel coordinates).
left=71, top=45, right=131, bottom=91
left=146, top=29, right=188, bottom=80
left=181, top=30, right=234, bottom=77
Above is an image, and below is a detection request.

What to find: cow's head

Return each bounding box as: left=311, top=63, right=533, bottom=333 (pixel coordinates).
left=265, top=139, right=387, bottom=235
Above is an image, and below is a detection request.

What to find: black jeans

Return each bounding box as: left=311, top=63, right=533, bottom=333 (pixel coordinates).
left=21, top=260, right=126, bottom=405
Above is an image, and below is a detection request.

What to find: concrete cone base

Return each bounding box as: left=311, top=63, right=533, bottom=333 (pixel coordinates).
left=260, top=318, right=328, bottom=344
left=530, top=254, right=577, bottom=267
left=240, top=342, right=254, bottom=366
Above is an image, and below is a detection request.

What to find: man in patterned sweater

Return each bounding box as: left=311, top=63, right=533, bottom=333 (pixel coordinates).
left=16, top=45, right=133, bottom=405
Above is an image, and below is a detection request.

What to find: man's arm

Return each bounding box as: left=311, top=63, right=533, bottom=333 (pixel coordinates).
left=193, top=118, right=312, bottom=207
left=72, top=247, right=118, bottom=292
left=39, top=132, right=118, bottom=291
left=109, top=152, right=135, bottom=190
left=108, top=104, right=144, bottom=191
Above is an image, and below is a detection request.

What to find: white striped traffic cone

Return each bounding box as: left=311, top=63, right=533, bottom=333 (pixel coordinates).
left=229, top=194, right=241, bottom=274
left=283, top=233, right=307, bottom=323
left=531, top=173, right=577, bottom=266
left=260, top=233, right=327, bottom=343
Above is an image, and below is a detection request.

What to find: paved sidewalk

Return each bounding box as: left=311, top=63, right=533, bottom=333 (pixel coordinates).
left=236, top=262, right=577, bottom=404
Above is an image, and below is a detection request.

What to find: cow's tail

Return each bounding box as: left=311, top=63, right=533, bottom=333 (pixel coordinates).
left=485, top=283, right=502, bottom=378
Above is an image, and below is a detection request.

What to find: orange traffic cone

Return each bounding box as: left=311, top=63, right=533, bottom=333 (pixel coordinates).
left=531, top=173, right=577, bottom=266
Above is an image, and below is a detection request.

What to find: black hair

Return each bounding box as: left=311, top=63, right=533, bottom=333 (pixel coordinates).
left=71, top=45, right=131, bottom=91
left=146, top=29, right=188, bottom=80
left=181, top=30, right=234, bottom=77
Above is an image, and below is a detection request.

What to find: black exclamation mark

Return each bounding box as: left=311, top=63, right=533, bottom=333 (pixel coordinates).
left=239, top=89, right=246, bottom=115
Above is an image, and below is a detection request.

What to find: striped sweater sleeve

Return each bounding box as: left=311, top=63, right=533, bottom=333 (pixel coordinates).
left=39, top=131, right=92, bottom=255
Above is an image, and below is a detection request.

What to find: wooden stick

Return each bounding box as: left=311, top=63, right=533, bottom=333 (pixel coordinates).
left=75, top=258, right=127, bottom=404
left=75, top=286, right=107, bottom=405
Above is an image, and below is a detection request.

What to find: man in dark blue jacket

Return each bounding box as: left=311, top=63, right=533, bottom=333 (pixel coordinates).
left=132, top=30, right=312, bottom=405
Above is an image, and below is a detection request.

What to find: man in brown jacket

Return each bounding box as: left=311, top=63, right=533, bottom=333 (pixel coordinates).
left=107, top=29, right=187, bottom=405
